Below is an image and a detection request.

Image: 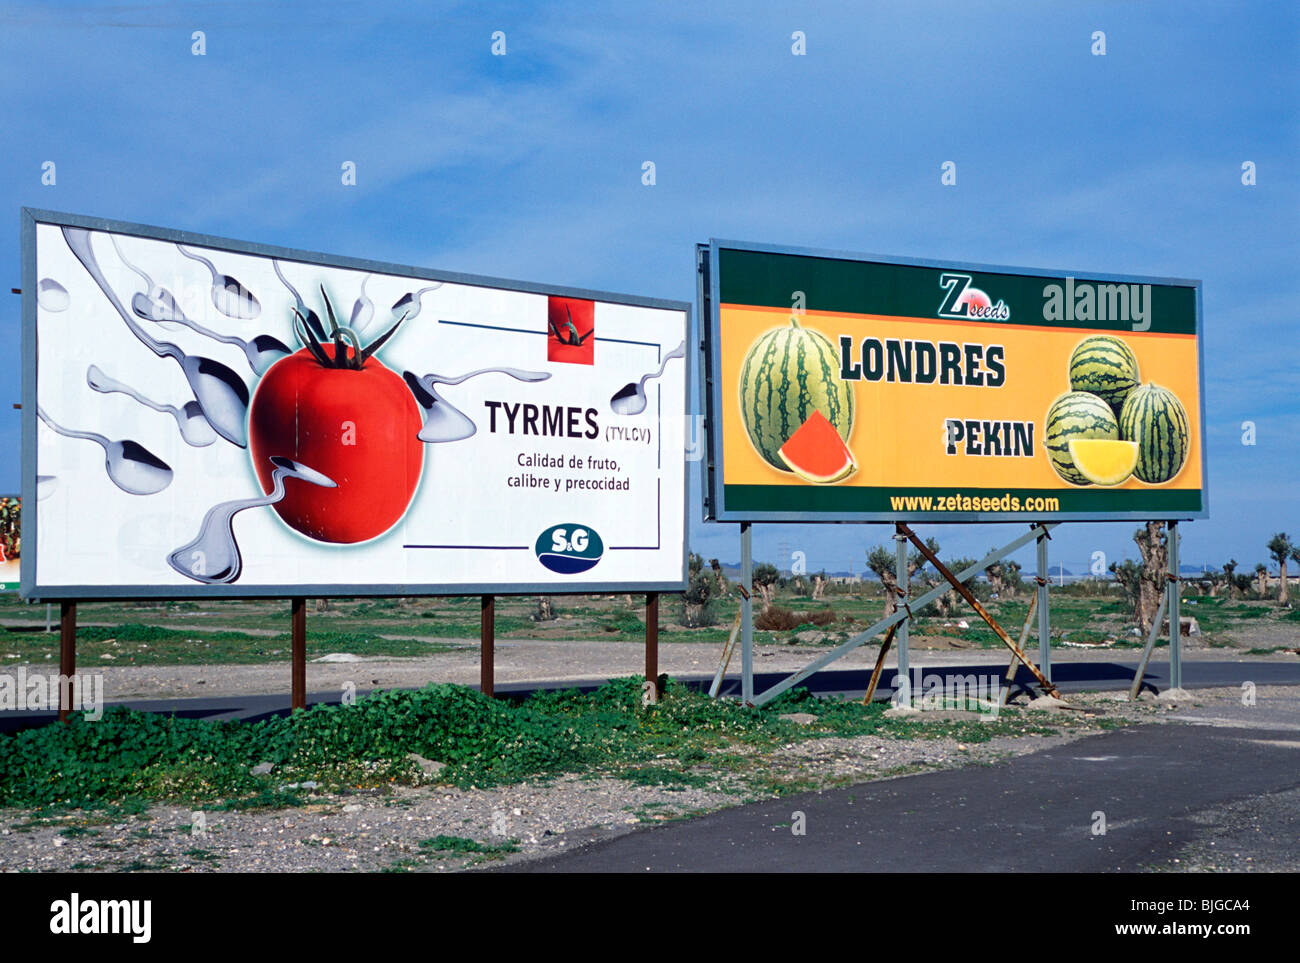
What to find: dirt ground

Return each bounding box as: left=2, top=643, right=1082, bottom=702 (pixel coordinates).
left=6, top=635, right=1295, bottom=702
left=3, top=685, right=1292, bottom=874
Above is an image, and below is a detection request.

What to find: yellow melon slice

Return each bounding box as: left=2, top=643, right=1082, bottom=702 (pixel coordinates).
left=1067, top=439, right=1139, bottom=486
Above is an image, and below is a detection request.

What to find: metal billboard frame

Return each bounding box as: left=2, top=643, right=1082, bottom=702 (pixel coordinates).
left=699, top=237, right=1208, bottom=525
left=21, top=208, right=692, bottom=601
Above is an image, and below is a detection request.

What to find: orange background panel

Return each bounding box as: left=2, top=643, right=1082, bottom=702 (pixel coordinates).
left=719, top=305, right=1202, bottom=491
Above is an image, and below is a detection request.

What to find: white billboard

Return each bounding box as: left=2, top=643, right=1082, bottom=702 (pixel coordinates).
left=21, top=210, right=689, bottom=598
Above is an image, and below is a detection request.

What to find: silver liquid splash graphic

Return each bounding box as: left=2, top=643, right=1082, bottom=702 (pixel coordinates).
left=404, top=366, right=550, bottom=443
left=610, top=340, right=686, bottom=415
left=130, top=293, right=291, bottom=375
left=390, top=284, right=443, bottom=323
left=111, top=235, right=184, bottom=331
left=86, top=365, right=217, bottom=448
left=37, top=406, right=173, bottom=495
left=36, top=278, right=69, bottom=312
left=61, top=227, right=250, bottom=447
left=272, top=259, right=327, bottom=342
left=167, top=456, right=336, bottom=584
left=177, top=244, right=261, bottom=320
left=350, top=274, right=374, bottom=334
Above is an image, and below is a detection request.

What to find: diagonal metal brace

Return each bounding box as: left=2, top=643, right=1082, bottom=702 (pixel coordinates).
left=751, top=522, right=1057, bottom=707
left=898, top=524, right=1061, bottom=699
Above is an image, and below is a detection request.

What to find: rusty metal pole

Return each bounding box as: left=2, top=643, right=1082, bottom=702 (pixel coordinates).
left=862, top=622, right=900, bottom=705
left=645, top=592, right=659, bottom=697
left=898, top=524, right=1062, bottom=699
left=480, top=594, right=495, bottom=698
left=291, top=597, right=306, bottom=711
left=1001, top=591, right=1039, bottom=705
left=58, top=601, right=76, bottom=723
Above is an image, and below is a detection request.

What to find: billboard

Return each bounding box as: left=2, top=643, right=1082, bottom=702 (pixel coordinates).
left=0, top=496, right=17, bottom=591
left=699, top=239, right=1205, bottom=523
left=21, top=210, right=689, bottom=599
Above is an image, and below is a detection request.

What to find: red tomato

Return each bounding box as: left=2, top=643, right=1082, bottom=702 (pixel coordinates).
left=248, top=346, right=424, bottom=543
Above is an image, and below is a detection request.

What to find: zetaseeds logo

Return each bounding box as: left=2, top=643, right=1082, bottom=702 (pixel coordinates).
left=937, top=273, right=1011, bottom=321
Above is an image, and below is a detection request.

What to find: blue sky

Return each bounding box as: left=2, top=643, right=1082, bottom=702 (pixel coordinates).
left=2, top=1, right=1297, bottom=577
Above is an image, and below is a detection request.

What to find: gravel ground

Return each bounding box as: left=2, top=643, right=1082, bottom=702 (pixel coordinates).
left=6, top=684, right=1288, bottom=874
left=4, top=636, right=1293, bottom=703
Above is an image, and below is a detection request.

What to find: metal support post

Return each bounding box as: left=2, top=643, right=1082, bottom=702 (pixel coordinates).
left=740, top=522, right=753, bottom=705
left=645, top=592, right=659, bottom=697
left=894, top=527, right=910, bottom=696
left=900, top=525, right=1061, bottom=699
left=752, top=523, right=1057, bottom=707
left=1036, top=524, right=1051, bottom=682
left=1168, top=521, right=1181, bottom=690
left=58, top=602, right=76, bottom=723
left=480, top=594, right=495, bottom=698
left=1128, top=590, right=1169, bottom=701
left=291, top=597, right=306, bottom=711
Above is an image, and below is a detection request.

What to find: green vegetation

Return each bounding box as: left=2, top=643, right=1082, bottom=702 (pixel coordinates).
left=0, top=677, right=1072, bottom=815
left=2, top=570, right=1295, bottom=666
left=418, top=835, right=519, bottom=855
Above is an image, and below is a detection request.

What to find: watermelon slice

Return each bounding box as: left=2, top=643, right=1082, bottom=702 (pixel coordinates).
left=778, top=411, right=857, bottom=484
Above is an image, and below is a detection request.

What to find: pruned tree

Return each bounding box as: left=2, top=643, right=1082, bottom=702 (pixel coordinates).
left=1109, top=558, right=1142, bottom=627
left=866, top=538, right=935, bottom=617
left=709, top=558, right=728, bottom=597
left=812, top=570, right=827, bottom=601
left=1255, top=563, right=1269, bottom=598
left=752, top=562, right=780, bottom=608
left=680, top=552, right=715, bottom=627
left=533, top=596, right=556, bottom=621
left=1133, top=522, right=1169, bottom=635
left=926, top=557, right=978, bottom=618
left=984, top=554, right=1022, bottom=600
left=1267, top=533, right=1293, bottom=603
left=1218, top=559, right=1241, bottom=599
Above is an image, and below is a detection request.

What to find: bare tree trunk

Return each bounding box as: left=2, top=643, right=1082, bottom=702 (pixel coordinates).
left=534, top=596, right=556, bottom=621
left=812, top=575, right=825, bottom=600
left=710, top=561, right=729, bottom=597
left=878, top=572, right=899, bottom=617
left=1134, top=522, right=1168, bottom=637
left=1281, top=561, right=1290, bottom=604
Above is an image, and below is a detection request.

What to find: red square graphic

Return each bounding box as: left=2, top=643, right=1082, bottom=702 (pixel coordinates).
left=547, top=296, right=595, bottom=365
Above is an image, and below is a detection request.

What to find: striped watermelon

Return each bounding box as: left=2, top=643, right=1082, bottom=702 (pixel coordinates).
left=1044, top=391, right=1119, bottom=485
left=739, top=317, right=853, bottom=471
left=1069, top=335, right=1140, bottom=411
left=1119, top=383, right=1190, bottom=484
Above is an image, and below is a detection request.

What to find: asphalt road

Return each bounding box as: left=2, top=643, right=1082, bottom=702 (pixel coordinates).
left=3, top=659, right=1299, bottom=732
left=508, top=698, right=1300, bottom=872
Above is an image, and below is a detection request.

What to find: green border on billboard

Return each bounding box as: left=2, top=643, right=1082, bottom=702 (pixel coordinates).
left=698, top=238, right=1208, bottom=524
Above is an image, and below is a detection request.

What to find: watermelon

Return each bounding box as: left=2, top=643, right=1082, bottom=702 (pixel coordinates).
left=739, top=317, right=853, bottom=471
left=1119, top=382, right=1190, bottom=484
left=778, top=410, right=856, bottom=483
left=1044, top=391, right=1120, bottom=485
left=1069, top=335, right=1140, bottom=411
